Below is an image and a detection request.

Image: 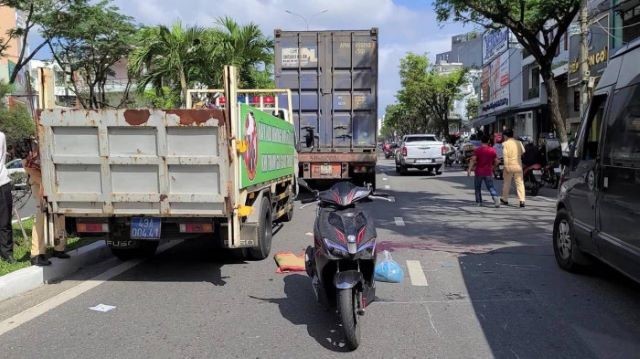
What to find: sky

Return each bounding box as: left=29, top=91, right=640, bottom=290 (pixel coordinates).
left=38, top=0, right=471, bottom=117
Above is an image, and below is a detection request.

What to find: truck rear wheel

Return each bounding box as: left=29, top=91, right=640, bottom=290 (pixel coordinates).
left=248, top=197, right=273, bottom=260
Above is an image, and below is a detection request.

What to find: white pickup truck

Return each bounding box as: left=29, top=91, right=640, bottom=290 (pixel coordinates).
left=395, top=134, right=445, bottom=175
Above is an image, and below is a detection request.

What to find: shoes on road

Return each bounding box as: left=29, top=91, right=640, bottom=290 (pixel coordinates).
left=52, top=251, right=70, bottom=259
left=494, top=197, right=501, bottom=208
left=1, top=255, right=16, bottom=264
left=520, top=202, right=526, bottom=208
left=31, top=254, right=51, bottom=266
left=500, top=198, right=509, bottom=206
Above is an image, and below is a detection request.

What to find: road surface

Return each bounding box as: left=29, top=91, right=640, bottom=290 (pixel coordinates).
left=1, top=159, right=639, bottom=358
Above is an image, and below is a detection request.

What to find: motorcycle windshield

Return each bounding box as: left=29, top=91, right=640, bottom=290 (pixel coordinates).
left=319, top=182, right=371, bottom=207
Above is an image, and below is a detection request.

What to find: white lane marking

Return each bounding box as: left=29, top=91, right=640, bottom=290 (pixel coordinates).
left=0, top=241, right=181, bottom=337
left=394, top=217, right=405, bottom=226
left=305, top=232, right=313, bottom=237
left=406, top=260, right=429, bottom=286
left=382, top=178, right=388, bottom=181
left=384, top=185, right=390, bottom=190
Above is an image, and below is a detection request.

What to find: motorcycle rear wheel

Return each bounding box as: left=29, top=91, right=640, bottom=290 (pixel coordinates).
left=337, top=288, right=361, bottom=350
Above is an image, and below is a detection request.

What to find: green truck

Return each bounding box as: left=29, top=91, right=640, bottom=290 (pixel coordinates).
left=37, top=66, right=296, bottom=260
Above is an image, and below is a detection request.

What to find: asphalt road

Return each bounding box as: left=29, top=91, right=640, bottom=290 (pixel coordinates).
left=1, top=159, right=639, bottom=359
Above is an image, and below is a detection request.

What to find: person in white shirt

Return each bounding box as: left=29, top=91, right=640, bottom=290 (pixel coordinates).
left=0, top=131, right=15, bottom=263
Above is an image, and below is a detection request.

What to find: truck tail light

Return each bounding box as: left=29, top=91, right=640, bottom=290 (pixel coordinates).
left=76, top=222, right=109, bottom=233
left=402, top=146, right=407, bottom=157
left=179, top=223, right=214, bottom=233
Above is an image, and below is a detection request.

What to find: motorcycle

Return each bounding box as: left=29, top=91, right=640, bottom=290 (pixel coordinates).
left=541, top=162, right=561, bottom=189
left=298, top=179, right=391, bottom=350
left=493, top=157, right=504, bottom=180
left=523, top=163, right=543, bottom=196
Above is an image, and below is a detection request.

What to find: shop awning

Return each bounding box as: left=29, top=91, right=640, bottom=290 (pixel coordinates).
left=471, top=115, right=496, bottom=127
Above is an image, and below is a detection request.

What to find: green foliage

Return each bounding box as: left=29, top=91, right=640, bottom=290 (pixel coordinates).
left=0, top=0, right=75, bottom=83
left=129, top=17, right=274, bottom=106
left=392, top=53, right=467, bottom=140
left=42, top=0, right=137, bottom=109
left=433, top=0, right=580, bottom=143
left=137, top=88, right=181, bottom=109
left=466, top=97, right=480, bottom=120
left=0, top=82, right=35, bottom=150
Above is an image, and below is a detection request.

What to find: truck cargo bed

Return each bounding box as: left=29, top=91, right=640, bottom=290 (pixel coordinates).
left=38, top=109, right=229, bottom=217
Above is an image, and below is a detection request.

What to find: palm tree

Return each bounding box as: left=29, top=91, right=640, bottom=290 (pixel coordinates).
left=129, top=22, right=214, bottom=106
left=212, top=17, right=274, bottom=88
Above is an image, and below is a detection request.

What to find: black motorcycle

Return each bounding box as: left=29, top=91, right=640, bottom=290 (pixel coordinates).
left=298, top=180, right=391, bottom=350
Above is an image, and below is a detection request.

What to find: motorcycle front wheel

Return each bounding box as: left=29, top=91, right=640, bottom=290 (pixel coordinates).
left=337, top=288, right=361, bottom=350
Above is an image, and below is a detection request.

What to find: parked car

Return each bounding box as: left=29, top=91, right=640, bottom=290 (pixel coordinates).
left=395, top=134, right=445, bottom=175
left=553, top=37, right=640, bottom=283
left=6, top=158, right=27, bottom=189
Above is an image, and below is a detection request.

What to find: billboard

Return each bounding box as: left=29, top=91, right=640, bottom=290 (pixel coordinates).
left=483, top=28, right=510, bottom=63
left=568, top=15, right=609, bottom=87
left=239, top=104, right=296, bottom=189
left=480, top=50, right=510, bottom=114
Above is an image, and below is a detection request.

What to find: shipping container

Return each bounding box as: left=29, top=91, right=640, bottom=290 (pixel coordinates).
left=274, top=29, right=378, bottom=187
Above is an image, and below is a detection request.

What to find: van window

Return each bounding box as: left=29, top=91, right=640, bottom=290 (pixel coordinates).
left=603, top=84, right=640, bottom=168
left=576, top=95, right=607, bottom=160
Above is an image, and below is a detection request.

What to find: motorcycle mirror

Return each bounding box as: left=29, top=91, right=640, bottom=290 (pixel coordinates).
left=297, top=178, right=311, bottom=191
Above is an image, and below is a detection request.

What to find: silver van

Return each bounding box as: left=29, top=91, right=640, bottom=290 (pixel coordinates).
left=554, top=37, right=640, bottom=282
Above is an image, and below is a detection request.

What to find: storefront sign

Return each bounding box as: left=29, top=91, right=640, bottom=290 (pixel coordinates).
left=483, top=28, right=509, bottom=63
left=568, top=15, right=609, bottom=87
left=480, top=50, right=510, bottom=114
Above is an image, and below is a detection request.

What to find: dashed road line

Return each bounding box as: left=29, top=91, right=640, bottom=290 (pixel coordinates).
left=406, top=260, right=429, bottom=286
left=394, top=217, right=405, bottom=226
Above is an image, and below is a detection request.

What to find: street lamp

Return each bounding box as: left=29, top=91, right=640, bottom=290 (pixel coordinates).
left=284, top=9, right=328, bottom=31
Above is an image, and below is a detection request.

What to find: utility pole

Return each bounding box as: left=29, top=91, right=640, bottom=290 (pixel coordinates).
left=579, top=0, right=590, bottom=118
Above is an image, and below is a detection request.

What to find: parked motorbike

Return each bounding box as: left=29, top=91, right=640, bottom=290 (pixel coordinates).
left=523, top=163, right=543, bottom=196
left=493, top=157, right=504, bottom=180
left=541, top=162, right=561, bottom=189
left=298, top=179, right=392, bottom=350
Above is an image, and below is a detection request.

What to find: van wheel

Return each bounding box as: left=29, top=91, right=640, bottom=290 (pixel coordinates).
left=248, top=197, right=273, bottom=260
left=553, top=209, right=589, bottom=272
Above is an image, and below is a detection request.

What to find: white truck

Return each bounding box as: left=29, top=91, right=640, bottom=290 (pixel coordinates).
left=36, top=66, right=297, bottom=260
left=395, top=134, right=446, bottom=175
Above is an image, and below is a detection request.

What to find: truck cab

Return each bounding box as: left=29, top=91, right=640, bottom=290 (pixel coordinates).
left=553, top=38, right=640, bottom=283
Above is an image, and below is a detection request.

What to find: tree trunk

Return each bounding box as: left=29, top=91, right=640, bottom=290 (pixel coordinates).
left=179, top=70, right=188, bottom=108
left=541, top=68, right=568, bottom=145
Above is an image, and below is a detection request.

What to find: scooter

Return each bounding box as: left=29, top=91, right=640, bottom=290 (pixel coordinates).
left=541, top=161, right=561, bottom=189
left=298, top=179, right=392, bottom=350
left=493, top=157, right=504, bottom=180
left=523, top=163, right=543, bottom=196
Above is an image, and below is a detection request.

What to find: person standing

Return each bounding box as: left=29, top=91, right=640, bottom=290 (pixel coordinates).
left=468, top=134, right=501, bottom=207
left=24, top=142, right=70, bottom=266
left=0, top=130, right=15, bottom=263
left=500, top=128, right=526, bottom=208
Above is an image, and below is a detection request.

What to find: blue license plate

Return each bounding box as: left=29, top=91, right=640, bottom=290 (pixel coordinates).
left=130, top=217, right=161, bottom=240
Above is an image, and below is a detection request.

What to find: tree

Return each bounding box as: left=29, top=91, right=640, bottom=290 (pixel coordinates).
left=0, top=81, right=35, bottom=155
left=397, top=53, right=466, bottom=141
left=212, top=17, right=274, bottom=89
left=129, top=22, right=215, bottom=107
left=42, top=0, right=136, bottom=109
left=466, top=97, right=480, bottom=120
left=434, top=0, right=581, bottom=144
left=0, top=0, right=75, bottom=84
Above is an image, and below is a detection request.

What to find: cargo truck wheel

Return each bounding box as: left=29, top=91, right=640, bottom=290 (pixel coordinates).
left=110, top=241, right=158, bottom=261
left=248, top=197, right=273, bottom=260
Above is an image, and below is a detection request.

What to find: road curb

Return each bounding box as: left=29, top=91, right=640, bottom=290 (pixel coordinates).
left=0, top=240, right=111, bottom=303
